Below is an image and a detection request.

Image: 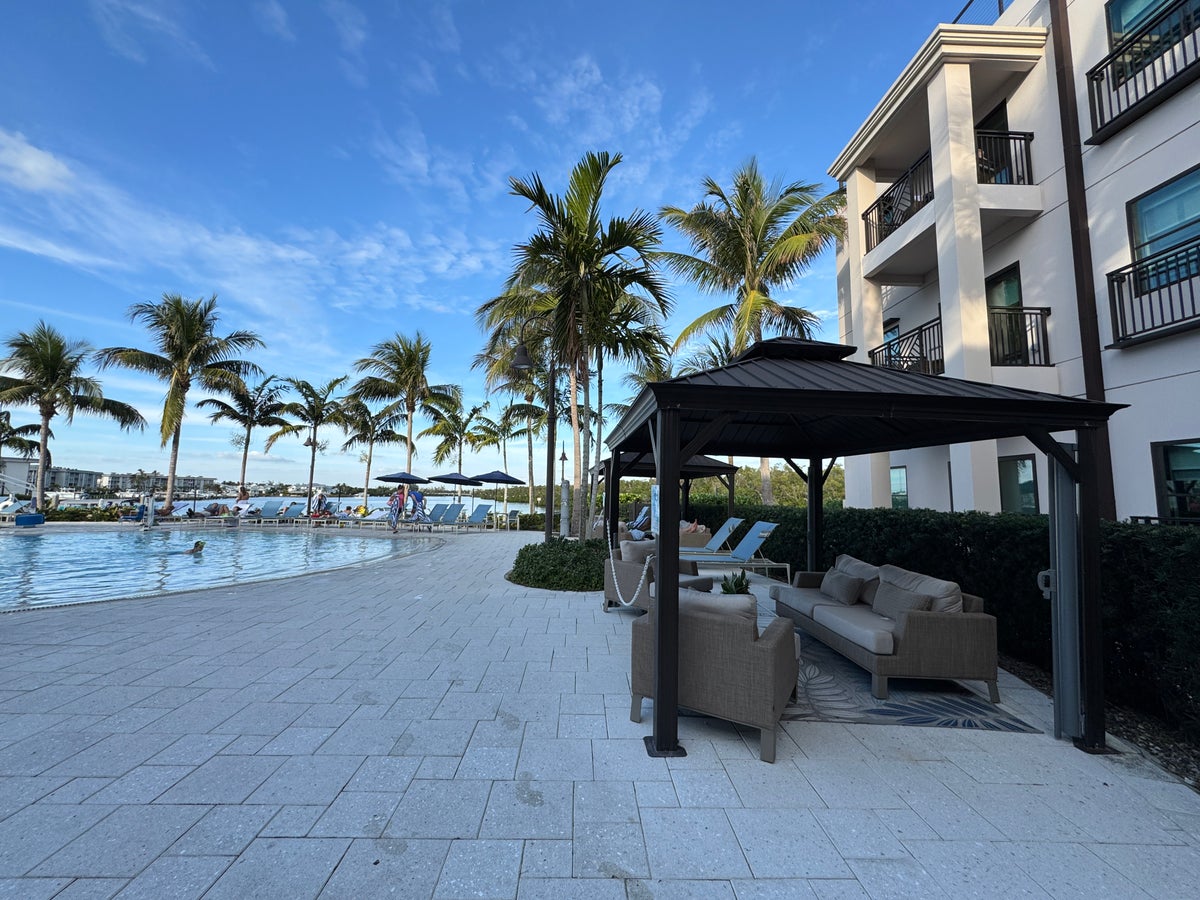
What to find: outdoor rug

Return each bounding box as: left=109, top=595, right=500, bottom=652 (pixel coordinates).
left=780, top=631, right=1039, bottom=732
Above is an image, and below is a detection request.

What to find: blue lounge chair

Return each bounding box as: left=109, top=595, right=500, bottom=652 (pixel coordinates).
left=118, top=504, right=146, bottom=524
left=679, top=521, right=789, bottom=582
left=242, top=500, right=282, bottom=525
left=459, top=503, right=492, bottom=531
left=503, top=508, right=521, bottom=531
left=683, top=516, right=745, bottom=553
left=274, top=503, right=305, bottom=525
left=412, top=503, right=447, bottom=532
left=433, top=503, right=464, bottom=530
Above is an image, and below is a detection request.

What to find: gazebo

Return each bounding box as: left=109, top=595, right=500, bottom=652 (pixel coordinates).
left=604, top=338, right=1124, bottom=757
left=598, top=452, right=738, bottom=520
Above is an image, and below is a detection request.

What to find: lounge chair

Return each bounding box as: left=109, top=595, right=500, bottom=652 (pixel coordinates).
left=681, top=516, right=744, bottom=553
left=273, top=503, right=305, bottom=525
left=354, top=508, right=390, bottom=529
left=118, top=504, right=147, bottom=524
left=411, top=503, right=447, bottom=532
left=242, top=500, right=282, bottom=525
left=0, top=499, right=31, bottom=523
left=433, top=503, right=464, bottom=530
left=679, top=521, right=790, bottom=582
left=459, top=504, right=492, bottom=531
left=503, top=508, right=521, bottom=531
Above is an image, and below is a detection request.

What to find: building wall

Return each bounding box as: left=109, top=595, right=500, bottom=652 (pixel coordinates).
left=832, top=0, right=1200, bottom=520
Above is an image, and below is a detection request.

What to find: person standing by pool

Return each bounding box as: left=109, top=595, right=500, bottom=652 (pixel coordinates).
left=408, top=487, right=425, bottom=517
left=387, top=487, right=404, bottom=533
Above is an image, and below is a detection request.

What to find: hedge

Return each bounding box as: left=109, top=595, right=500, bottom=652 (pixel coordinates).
left=690, top=502, right=1200, bottom=738
left=508, top=537, right=608, bottom=591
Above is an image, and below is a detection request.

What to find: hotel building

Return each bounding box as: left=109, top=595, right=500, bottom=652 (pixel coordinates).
left=829, top=0, right=1199, bottom=521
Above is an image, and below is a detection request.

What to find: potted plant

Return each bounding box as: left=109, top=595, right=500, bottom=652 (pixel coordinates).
left=720, top=569, right=752, bottom=595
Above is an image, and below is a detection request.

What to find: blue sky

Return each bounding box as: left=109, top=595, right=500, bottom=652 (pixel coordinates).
left=0, top=0, right=950, bottom=489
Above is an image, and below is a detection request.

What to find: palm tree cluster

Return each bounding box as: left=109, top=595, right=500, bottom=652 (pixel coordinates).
left=476, top=153, right=844, bottom=531
left=0, top=299, right=513, bottom=513
left=1, top=156, right=841, bottom=517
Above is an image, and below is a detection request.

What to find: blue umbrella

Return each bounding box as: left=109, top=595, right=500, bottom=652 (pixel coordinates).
left=429, top=472, right=484, bottom=509
left=376, top=472, right=430, bottom=484
left=469, top=470, right=526, bottom=486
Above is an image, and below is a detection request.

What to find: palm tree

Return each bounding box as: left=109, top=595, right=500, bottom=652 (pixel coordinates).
left=339, top=396, right=407, bottom=508
left=419, top=395, right=486, bottom=502
left=661, top=158, right=845, bottom=503
left=352, top=332, right=460, bottom=480
left=196, top=375, right=288, bottom=489
left=0, top=321, right=145, bottom=510
left=490, top=151, right=670, bottom=532
left=471, top=405, right=522, bottom=513
left=96, top=293, right=263, bottom=508
left=266, top=376, right=348, bottom=514
left=0, top=410, right=39, bottom=459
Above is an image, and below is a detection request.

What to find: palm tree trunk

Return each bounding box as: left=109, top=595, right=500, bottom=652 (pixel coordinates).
left=501, top=440, right=509, bottom=514
left=586, top=354, right=603, bottom=538
left=362, top=441, right=374, bottom=508
left=579, top=359, right=592, bottom=537
left=567, top=364, right=582, bottom=536
left=239, top=424, right=251, bottom=488
left=456, top=442, right=463, bottom=502
left=760, top=457, right=774, bottom=505
left=165, top=426, right=182, bottom=508
left=36, top=413, right=51, bottom=511
left=306, top=436, right=317, bottom=515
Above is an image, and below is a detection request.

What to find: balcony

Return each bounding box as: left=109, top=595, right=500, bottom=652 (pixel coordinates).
left=862, top=132, right=1035, bottom=254
left=987, top=306, right=1051, bottom=365
left=1107, top=235, right=1200, bottom=346
left=869, top=317, right=945, bottom=375
left=1087, top=0, right=1200, bottom=143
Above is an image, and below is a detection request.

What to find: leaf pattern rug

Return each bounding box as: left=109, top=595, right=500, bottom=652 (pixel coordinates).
left=771, top=613, right=1039, bottom=733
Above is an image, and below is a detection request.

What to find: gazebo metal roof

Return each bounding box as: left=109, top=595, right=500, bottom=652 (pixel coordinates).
left=599, top=452, right=737, bottom=480
left=604, top=336, right=1125, bottom=760
left=608, top=338, right=1122, bottom=459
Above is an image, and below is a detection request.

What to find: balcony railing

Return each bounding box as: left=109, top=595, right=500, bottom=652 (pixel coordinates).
left=975, top=131, right=1034, bottom=185
left=869, top=317, right=945, bottom=375
left=862, top=153, right=934, bottom=252
left=987, top=306, right=1051, bottom=365
left=1108, top=235, right=1200, bottom=346
left=952, top=0, right=1011, bottom=26
left=1087, top=0, right=1200, bottom=142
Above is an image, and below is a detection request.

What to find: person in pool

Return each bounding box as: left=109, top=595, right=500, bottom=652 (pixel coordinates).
left=183, top=540, right=205, bottom=555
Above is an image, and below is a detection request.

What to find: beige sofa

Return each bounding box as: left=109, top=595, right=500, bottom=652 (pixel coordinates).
left=603, top=540, right=714, bottom=613
left=631, top=588, right=799, bottom=762
left=770, top=554, right=999, bottom=702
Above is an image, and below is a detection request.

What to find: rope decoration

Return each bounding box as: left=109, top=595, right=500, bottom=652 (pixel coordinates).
left=607, top=533, right=655, bottom=608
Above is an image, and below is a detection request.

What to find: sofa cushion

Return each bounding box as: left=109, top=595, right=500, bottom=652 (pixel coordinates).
left=812, top=603, right=895, bottom=655
left=871, top=580, right=933, bottom=620
left=620, top=540, right=656, bottom=565
left=679, top=589, right=758, bottom=637
left=820, top=569, right=864, bottom=606
left=878, top=564, right=963, bottom=613
left=834, top=554, right=881, bottom=605
left=678, top=574, right=714, bottom=592
left=771, top=584, right=834, bottom=618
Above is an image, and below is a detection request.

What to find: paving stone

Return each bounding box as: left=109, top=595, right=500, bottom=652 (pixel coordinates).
left=110, top=855, right=230, bottom=900
left=433, top=839, right=521, bottom=899
left=260, top=805, right=326, bottom=838
left=42, top=778, right=115, bottom=804
left=515, top=739, right=593, bottom=781
left=309, top=792, right=402, bottom=838
left=318, top=838, right=449, bottom=900
left=730, top=880, right=821, bottom=899
left=0, top=803, right=116, bottom=876
left=85, top=766, right=193, bottom=804
left=245, top=755, right=364, bottom=805
left=572, top=822, right=650, bottom=879
left=481, top=779, right=572, bottom=839
left=344, top=755, right=421, bottom=792
left=167, top=804, right=278, bottom=856
left=415, top=756, right=461, bottom=779
left=42, top=878, right=127, bottom=899
left=515, top=878, right=627, bottom=899
left=641, top=809, right=751, bottom=880
left=574, top=781, right=639, bottom=824
left=144, top=734, right=235, bottom=766
left=0, top=877, right=72, bottom=899
left=727, top=808, right=852, bottom=879
left=156, top=755, right=284, bottom=804
left=813, top=809, right=912, bottom=860
left=383, top=779, right=491, bottom=839
left=257, top=726, right=336, bottom=756
left=0, top=731, right=107, bottom=777
left=520, top=840, right=573, bottom=877
left=203, top=837, right=350, bottom=900
left=31, top=805, right=206, bottom=878
left=457, top=746, right=518, bottom=780
left=622, top=880, right=734, bottom=899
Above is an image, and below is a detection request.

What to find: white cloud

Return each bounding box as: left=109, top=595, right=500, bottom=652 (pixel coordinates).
left=0, top=130, right=74, bottom=193
left=323, top=0, right=369, bottom=87
left=88, top=0, right=214, bottom=68
left=253, top=0, right=295, bottom=41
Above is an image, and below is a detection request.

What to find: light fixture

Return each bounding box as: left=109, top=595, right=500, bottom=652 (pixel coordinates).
left=511, top=342, right=534, bottom=371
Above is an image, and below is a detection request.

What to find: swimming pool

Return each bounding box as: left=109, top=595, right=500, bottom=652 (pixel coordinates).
left=0, top=528, right=436, bottom=611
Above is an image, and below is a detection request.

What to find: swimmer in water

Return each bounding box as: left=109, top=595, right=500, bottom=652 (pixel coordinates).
left=183, top=540, right=205, bottom=555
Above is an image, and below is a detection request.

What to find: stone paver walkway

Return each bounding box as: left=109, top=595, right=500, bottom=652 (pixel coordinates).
left=2, top=528, right=1200, bottom=898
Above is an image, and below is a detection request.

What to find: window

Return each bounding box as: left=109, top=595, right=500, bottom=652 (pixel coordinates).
left=999, top=455, right=1039, bottom=514
left=1106, top=0, right=1176, bottom=44
left=883, top=318, right=900, bottom=343
left=986, top=264, right=1032, bottom=365
left=1153, top=439, right=1200, bottom=520
left=1129, top=165, right=1200, bottom=291
left=890, top=466, right=908, bottom=510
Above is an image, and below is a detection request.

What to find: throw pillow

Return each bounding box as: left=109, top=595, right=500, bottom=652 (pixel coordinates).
left=871, top=580, right=933, bottom=620
left=620, top=540, right=656, bottom=565
left=819, top=569, right=864, bottom=606
left=833, top=554, right=881, bottom=604
left=877, top=564, right=963, bottom=613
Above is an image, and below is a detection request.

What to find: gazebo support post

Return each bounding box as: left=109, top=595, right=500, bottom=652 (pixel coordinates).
left=807, top=457, right=824, bottom=574
left=1077, top=428, right=1107, bottom=751
left=605, top=455, right=621, bottom=548
left=648, top=406, right=685, bottom=757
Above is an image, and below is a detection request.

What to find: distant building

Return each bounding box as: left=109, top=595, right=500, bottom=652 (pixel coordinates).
left=829, top=0, right=1200, bottom=521
left=0, top=459, right=102, bottom=494
left=99, top=472, right=220, bottom=493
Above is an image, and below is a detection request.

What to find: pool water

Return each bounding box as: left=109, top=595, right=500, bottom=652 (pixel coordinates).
left=0, top=528, right=435, bottom=610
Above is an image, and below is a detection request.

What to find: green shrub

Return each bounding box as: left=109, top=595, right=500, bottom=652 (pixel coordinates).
left=509, top=537, right=608, bottom=591
left=690, top=501, right=1200, bottom=737
left=42, top=506, right=126, bottom=522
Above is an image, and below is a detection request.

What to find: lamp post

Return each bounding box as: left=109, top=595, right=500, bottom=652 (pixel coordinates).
left=560, top=445, right=567, bottom=483
left=511, top=319, right=555, bottom=544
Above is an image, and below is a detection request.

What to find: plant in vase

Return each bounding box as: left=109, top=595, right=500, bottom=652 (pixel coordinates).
left=720, top=569, right=751, bottom=595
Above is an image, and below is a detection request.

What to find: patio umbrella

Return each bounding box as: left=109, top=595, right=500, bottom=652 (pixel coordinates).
left=470, top=470, right=527, bottom=527
left=428, top=472, right=484, bottom=507
left=375, top=472, right=430, bottom=484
